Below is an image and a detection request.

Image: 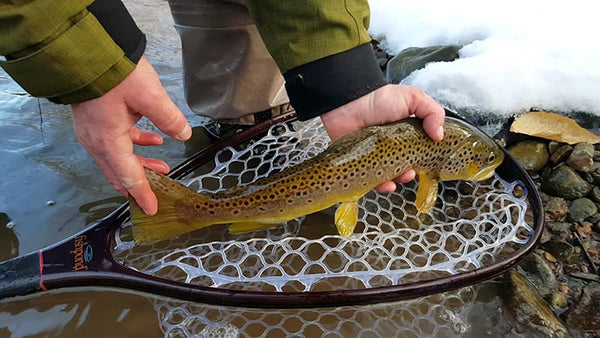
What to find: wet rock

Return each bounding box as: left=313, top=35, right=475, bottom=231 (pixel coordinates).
left=508, top=140, right=549, bottom=171
left=545, top=197, right=569, bottom=221
left=386, top=45, right=461, bottom=83
left=568, top=198, right=598, bottom=222
left=499, top=269, right=569, bottom=338
left=542, top=240, right=576, bottom=263
left=549, top=144, right=573, bottom=164
left=377, top=57, right=388, bottom=68
left=541, top=164, right=592, bottom=199
left=567, top=142, right=594, bottom=172
left=548, top=141, right=561, bottom=155
left=590, top=186, right=600, bottom=203
left=589, top=163, right=600, bottom=185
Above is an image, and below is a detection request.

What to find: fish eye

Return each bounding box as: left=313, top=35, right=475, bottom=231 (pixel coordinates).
left=488, top=153, right=495, bottom=163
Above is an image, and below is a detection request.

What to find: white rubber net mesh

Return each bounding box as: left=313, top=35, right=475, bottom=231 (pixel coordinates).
left=152, top=285, right=476, bottom=337
left=113, top=118, right=533, bottom=292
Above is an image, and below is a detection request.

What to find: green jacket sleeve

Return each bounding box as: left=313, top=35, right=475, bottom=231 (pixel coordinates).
left=246, top=0, right=372, bottom=73
left=246, top=0, right=387, bottom=121
left=0, top=0, right=145, bottom=104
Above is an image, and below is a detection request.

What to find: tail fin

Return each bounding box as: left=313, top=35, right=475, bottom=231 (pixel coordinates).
left=130, top=169, right=210, bottom=244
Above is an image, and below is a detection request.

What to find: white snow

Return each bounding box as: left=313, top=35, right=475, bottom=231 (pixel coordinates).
left=369, top=0, right=600, bottom=117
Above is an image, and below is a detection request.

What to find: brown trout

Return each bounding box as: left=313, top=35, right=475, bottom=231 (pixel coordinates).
left=130, top=117, right=504, bottom=243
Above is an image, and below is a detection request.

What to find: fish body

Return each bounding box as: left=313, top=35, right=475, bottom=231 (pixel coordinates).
left=130, top=117, right=504, bottom=243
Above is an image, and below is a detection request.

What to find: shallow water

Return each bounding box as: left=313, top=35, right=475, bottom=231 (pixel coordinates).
left=0, top=1, right=573, bottom=337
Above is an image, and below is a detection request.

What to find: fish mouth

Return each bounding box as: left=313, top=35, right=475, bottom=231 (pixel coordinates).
left=472, top=167, right=497, bottom=181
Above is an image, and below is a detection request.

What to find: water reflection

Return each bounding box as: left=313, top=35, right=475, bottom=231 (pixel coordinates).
left=0, top=289, right=161, bottom=337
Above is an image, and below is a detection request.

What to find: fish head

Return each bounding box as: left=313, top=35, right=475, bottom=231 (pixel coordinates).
left=438, top=120, right=505, bottom=182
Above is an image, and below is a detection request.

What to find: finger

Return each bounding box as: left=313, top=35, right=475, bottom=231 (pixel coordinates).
left=130, top=127, right=164, bottom=146
left=128, top=59, right=192, bottom=141
left=392, top=169, right=416, bottom=184
left=136, top=155, right=170, bottom=174
left=145, top=98, right=192, bottom=141
left=107, top=152, right=158, bottom=215
left=375, top=181, right=397, bottom=193
left=406, top=86, right=446, bottom=141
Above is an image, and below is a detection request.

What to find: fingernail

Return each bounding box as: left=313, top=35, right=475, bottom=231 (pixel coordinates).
left=176, top=124, right=192, bottom=141
left=436, top=125, right=444, bottom=140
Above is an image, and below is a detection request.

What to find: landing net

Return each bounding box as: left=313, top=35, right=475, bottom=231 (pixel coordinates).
left=112, top=118, right=533, bottom=293
left=153, top=285, right=477, bottom=337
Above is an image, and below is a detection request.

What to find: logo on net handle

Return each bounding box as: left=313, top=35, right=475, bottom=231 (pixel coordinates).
left=71, top=235, right=93, bottom=271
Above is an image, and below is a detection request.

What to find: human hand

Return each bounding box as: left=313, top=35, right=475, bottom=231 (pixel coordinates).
left=320, top=84, right=445, bottom=192
left=72, top=57, right=191, bottom=215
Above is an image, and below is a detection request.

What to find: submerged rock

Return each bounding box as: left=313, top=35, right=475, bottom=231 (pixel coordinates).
left=549, top=292, right=568, bottom=309
left=545, top=197, right=569, bottom=221
left=543, top=240, right=576, bottom=263
left=521, top=252, right=558, bottom=295
left=541, top=165, right=592, bottom=199
left=564, top=282, right=600, bottom=331
left=546, top=221, right=571, bottom=237
left=567, top=142, right=594, bottom=172
left=508, top=140, right=549, bottom=171
left=386, top=45, right=461, bottom=83
left=568, top=197, right=598, bottom=222
left=499, top=269, right=569, bottom=338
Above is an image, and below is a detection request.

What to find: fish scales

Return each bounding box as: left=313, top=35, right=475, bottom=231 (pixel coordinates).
left=130, top=117, right=504, bottom=243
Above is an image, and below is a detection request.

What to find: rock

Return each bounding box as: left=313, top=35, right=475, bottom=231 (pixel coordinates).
left=594, top=150, right=600, bottom=161
left=548, top=141, right=561, bottom=154
left=542, top=240, right=576, bottom=263
left=507, top=140, right=549, bottom=171
left=567, top=142, right=595, bottom=172
left=376, top=57, right=388, bottom=68
left=541, top=164, right=592, bottom=199
left=546, top=221, right=571, bottom=236
left=590, top=186, right=600, bottom=203
left=549, top=292, right=568, bottom=309
left=589, top=163, right=600, bottom=185
left=386, top=45, right=461, bottom=83
left=498, top=269, right=569, bottom=338
left=569, top=198, right=598, bottom=222
left=545, top=197, right=569, bottom=220
left=549, top=144, right=573, bottom=164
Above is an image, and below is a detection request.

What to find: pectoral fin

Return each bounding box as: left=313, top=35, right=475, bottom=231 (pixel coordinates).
left=416, top=171, right=439, bottom=213
left=335, top=201, right=359, bottom=236
left=229, top=221, right=279, bottom=234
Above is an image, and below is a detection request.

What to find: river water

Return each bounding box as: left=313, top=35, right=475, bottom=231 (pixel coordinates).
left=0, top=1, right=552, bottom=337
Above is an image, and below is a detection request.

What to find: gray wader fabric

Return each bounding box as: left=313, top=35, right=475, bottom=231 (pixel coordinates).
left=168, top=0, right=289, bottom=125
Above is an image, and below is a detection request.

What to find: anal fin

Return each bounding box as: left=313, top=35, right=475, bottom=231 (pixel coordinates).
left=335, top=200, right=359, bottom=236
left=416, top=171, right=439, bottom=213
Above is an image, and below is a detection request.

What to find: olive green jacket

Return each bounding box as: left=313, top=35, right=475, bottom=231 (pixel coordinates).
left=0, top=0, right=385, bottom=118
